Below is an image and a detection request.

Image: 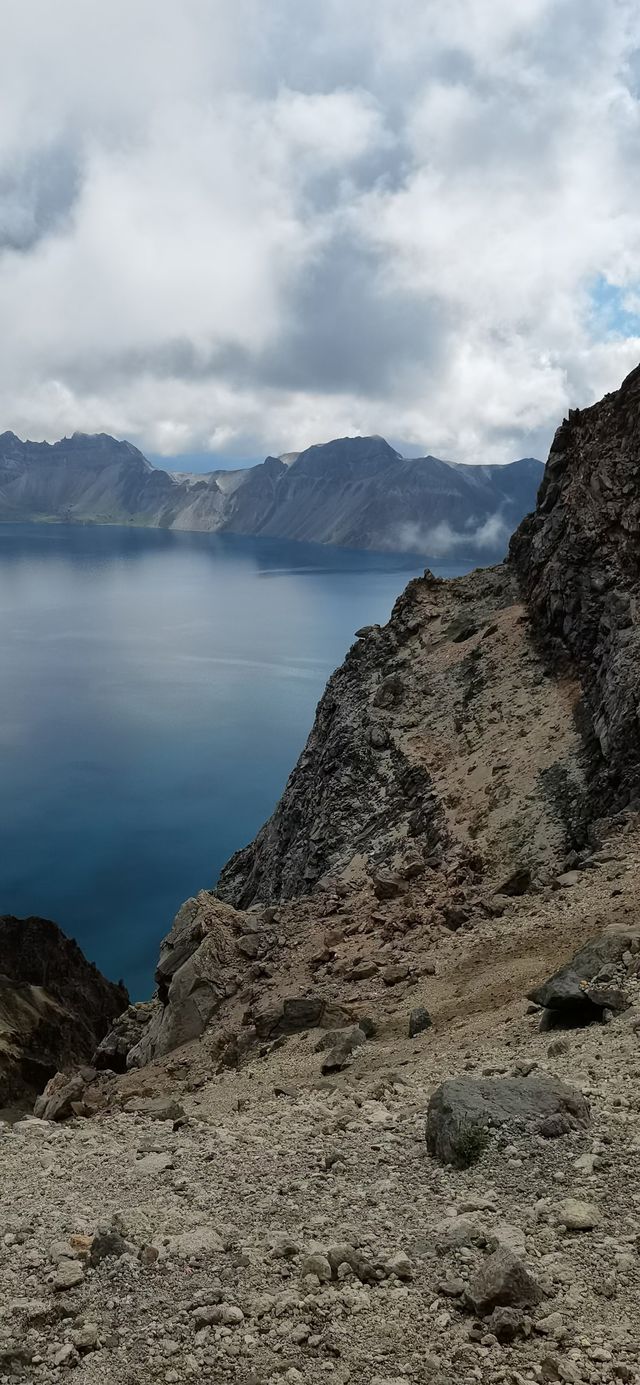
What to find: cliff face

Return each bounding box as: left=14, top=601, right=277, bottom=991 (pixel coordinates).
left=217, top=562, right=590, bottom=907
left=218, top=368, right=640, bottom=910
left=0, top=915, right=128, bottom=1109
left=511, top=363, right=640, bottom=810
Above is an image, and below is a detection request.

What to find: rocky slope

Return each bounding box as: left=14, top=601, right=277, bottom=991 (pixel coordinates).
left=0, top=430, right=542, bottom=557
left=221, top=362, right=640, bottom=909
left=218, top=562, right=590, bottom=907
left=4, top=368, right=640, bottom=1384
left=0, top=916, right=127, bottom=1114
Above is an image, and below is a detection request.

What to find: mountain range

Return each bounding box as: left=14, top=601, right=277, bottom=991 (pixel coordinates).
left=0, top=430, right=543, bottom=556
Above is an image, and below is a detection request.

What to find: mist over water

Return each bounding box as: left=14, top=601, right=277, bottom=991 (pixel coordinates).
left=0, top=523, right=473, bottom=997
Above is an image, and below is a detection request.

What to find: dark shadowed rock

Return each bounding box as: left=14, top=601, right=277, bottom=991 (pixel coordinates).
left=528, top=932, right=633, bottom=1027
left=426, top=1075, right=590, bottom=1165
left=253, top=995, right=353, bottom=1041
left=465, top=1247, right=543, bottom=1316
left=371, top=867, right=405, bottom=900
left=0, top=916, right=127, bottom=1110
left=373, top=674, right=404, bottom=709
left=495, top=867, right=532, bottom=897
left=485, top=1306, right=528, bottom=1341
left=90, top=1226, right=128, bottom=1264
left=94, top=1003, right=156, bottom=1073
left=511, top=363, right=640, bottom=809
left=409, top=1006, right=432, bottom=1038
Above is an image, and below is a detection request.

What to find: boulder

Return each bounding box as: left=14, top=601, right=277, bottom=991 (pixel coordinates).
left=34, top=1071, right=86, bottom=1123
left=408, top=1006, right=432, bottom=1038
left=254, top=995, right=353, bottom=1041
left=528, top=933, right=632, bottom=1027
left=465, top=1247, right=543, bottom=1316
left=123, top=1096, right=184, bottom=1122
left=426, top=1075, right=590, bottom=1165
left=555, top=1197, right=601, bottom=1231
left=280, top=997, right=325, bottom=1031
left=125, top=893, right=248, bottom=1066
left=315, top=1025, right=367, bottom=1054
left=94, top=1002, right=156, bottom=1073
left=371, top=868, right=405, bottom=901
left=382, top=964, right=410, bottom=985
left=320, top=1027, right=367, bottom=1074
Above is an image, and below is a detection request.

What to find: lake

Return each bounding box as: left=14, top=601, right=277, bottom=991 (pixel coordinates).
left=0, top=523, right=474, bottom=997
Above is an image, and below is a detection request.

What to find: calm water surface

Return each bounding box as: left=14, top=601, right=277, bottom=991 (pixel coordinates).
left=0, top=524, right=473, bottom=996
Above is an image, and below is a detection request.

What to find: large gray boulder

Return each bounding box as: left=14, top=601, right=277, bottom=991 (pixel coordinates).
left=96, top=892, right=266, bottom=1070
left=127, top=894, right=245, bottom=1066
left=426, top=1075, right=590, bottom=1165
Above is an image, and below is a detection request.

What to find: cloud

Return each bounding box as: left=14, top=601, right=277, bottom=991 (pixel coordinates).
left=390, top=512, right=512, bottom=557
left=1, top=1, right=640, bottom=463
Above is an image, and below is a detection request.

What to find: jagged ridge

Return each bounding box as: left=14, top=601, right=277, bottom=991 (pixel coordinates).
left=0, top=430, right=543, bottom=555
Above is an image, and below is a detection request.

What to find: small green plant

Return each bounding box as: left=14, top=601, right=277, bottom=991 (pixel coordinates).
left=450, top=1120, right=490, bottom=1168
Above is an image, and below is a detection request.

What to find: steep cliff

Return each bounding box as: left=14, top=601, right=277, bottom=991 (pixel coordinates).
left=219, top=368, right=640, bottom=909
left=217, top=563, right=590, bottom=906
left=0, top=915, right=127, bottom=1109
left=511, top=363, right=640, bottom=810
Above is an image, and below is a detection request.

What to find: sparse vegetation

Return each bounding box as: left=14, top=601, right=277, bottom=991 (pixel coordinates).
left=450, top=1120, right=491, bottom=1168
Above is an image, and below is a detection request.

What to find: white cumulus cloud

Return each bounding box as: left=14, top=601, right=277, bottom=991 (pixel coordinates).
left=1, top=0, right=640, bottom=464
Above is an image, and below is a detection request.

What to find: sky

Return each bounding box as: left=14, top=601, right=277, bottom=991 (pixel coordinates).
left=2, top=1, right=640, bottom=468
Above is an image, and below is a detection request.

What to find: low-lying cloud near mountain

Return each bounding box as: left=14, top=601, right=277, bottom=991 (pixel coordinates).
left=391, top=512, right=512, bottom=558
left=2, top=2, right=640, bottom=464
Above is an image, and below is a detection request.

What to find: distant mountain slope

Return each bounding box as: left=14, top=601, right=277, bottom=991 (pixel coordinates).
left=0, top=430, right=543, bottom=556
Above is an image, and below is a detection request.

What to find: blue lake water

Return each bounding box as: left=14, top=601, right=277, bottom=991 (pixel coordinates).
left=0, top=523, right=474, bottom=997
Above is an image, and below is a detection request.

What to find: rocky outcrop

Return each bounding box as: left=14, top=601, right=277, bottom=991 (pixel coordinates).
left=122, top=893, right=260, bottom=1068
left=527, top=928, right=638, bottom=1027
left=219, top=367, right=640, bottom=911
left=0, top=430, right=542, bottom=556
left=218, top=562, right=590, bottom=907
left=511, top=363, right=640, bottom=809
left=218, top=578, right=445, bottom=905
left=0, top=916, right=127, bottom=1109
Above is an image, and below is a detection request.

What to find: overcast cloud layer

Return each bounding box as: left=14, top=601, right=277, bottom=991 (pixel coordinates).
left=2, top=0, right=640, bottom=464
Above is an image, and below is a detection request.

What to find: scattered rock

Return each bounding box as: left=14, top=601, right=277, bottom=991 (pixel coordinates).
left=486, top=1306, right=527, bottom=1341
left=89, top=1225, right=128, bottom=1264
left=465, top=1247, right=543, bottom=1316
left=556, top=1197, right=601, bottom=1231
left=123, top=1096, right=185, bottom=1122
left=408, top=1005, right=432, bottom=1038
left=52, top=1260, right=84, bottom=1292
